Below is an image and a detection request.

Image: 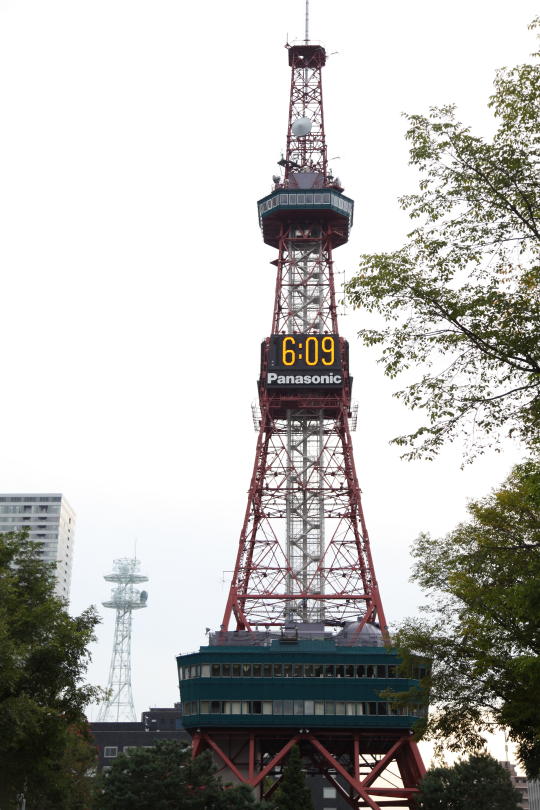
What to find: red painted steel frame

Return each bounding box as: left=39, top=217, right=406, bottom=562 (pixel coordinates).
left=221, top=229, right=386, bottom=631
left=285, top=45, right=328, bottom=182
left=220, top=41, right=388, bottom=634
left=191, top=728, right=426, bottom=810
left=221, top=389, right=388, bottom=631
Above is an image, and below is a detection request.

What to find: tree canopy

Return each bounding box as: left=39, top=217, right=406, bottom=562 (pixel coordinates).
left=416, top=754, right=522, bottom=810
left=97, top=740, right=264, bottom=810
left=390, top=459, right=540, bottom=775
left=272, top=745, right=313, bottom=810
left=0, top=529, right=100, bottom=808
left=346, top=19, right=540, bottom=461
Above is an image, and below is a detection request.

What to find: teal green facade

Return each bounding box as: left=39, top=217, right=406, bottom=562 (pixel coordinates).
left=178, top=640, right=425, bottom=731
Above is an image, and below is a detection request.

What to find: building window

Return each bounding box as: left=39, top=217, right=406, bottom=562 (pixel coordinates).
left=103, top=746, right=118, bottom=758
left=196, top=660, right=404, bottom=682
left=323, top=787, right=337, bottom=799
left=226, top=698, right=403, bottom=716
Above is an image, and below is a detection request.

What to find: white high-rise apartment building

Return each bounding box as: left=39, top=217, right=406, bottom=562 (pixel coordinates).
left=0, top=493, right=75, bottom=601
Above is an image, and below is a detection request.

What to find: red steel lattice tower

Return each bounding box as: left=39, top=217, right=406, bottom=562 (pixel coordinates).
left=179, top=23, right=427, bottom=810
left=221, top=41, right=386, bottom=639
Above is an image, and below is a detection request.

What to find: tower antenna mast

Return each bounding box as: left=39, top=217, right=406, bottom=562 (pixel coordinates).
left=97, top=557, right=148, bottom=722
left=305, top=0, right=309, bottom=43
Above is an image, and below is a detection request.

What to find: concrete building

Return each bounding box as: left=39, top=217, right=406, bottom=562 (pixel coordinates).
left=0, top=493, right=75, bottom=601
left=500, top=761, right=529, bottom=809
left=90, top=704, right=189, bottom=774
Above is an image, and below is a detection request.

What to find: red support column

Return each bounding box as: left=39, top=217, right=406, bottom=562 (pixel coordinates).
left=248, top=734, right=255, bottom=782
left=353, top=734, right=360, bottom=783
left=252, top=735, right=301, bottom=787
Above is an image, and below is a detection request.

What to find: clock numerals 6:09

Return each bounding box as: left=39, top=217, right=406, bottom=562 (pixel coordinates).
left=281, top=335, right=335, bottom=367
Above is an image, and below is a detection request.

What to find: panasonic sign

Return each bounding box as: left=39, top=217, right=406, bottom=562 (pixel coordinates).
left=266, top=372, right=343, bottom=388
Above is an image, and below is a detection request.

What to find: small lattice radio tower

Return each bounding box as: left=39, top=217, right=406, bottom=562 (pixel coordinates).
left=97, top=557, right=148, bottom=722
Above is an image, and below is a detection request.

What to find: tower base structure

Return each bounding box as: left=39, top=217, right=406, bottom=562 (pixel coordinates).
left=191, top=728, right=424, bottom=809
left=178, top=630, right=427, bottom=809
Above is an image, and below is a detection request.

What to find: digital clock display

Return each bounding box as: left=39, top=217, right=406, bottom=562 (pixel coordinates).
left=265, top=334, right=343, bottom=388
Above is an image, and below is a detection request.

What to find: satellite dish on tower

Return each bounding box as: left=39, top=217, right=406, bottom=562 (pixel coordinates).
left=291, top=117, right=312, bottom=137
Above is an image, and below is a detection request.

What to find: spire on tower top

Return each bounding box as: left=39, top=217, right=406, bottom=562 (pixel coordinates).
left=305, top=0, right=309, bottom=44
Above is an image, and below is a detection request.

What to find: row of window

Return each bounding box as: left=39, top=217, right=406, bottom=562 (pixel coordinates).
left=180, top=663, right=428, bottom=680
left=0, top=496, right=61, bottom=503
left=182, top=699, right=427, bottom=718
left=104, top=745, right=151, bottom=758
left=0, top=504, right=60, bottom=513
left=258, top=192, right=353, bottom=216
left=0, top=529, right=59, bottom=542
left=0, top=515, right=54, bottom=522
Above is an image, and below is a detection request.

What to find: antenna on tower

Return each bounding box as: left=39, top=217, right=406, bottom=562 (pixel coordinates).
left=305, top=0, right=309, bottom=44
left=97, top=557, right=149, bottom=722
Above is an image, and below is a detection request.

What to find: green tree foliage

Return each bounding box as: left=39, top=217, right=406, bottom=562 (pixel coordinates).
left=97, top=740, right=264, bottom=810
left=0, top=530, right=100, bottom=808
left=415, top=754, right=522, bottom=810
left=391, top=460, right=540, bottom=775
left=346, top=20, right=540, bottom=460
left=273, top=746, right=313, bottom=810
left=26, top=723, right=99, bottom=810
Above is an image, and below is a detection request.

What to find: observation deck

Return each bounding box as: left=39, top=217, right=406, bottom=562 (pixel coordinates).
left=178, top=635, right=427, bottom=732
left=257, top=188, right=354, bottom=249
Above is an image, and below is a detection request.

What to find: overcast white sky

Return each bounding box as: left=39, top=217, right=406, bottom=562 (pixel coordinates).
left=0, top=0, right=536, bottom=767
